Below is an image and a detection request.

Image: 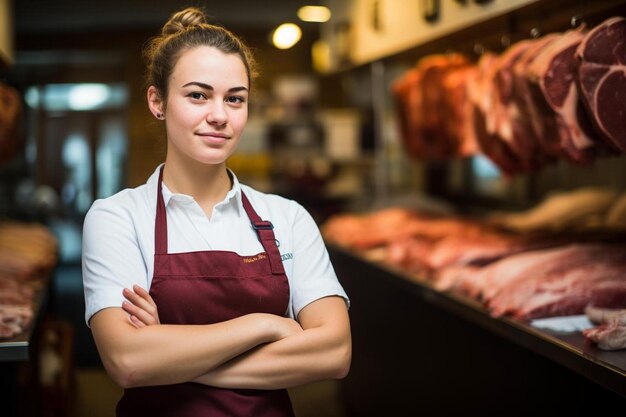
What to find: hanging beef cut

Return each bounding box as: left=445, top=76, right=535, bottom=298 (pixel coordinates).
left=529, top=26, right=602, bottom=164
left=490, top=39, right=541, bottom=172
left=468, top=53, right=521, bottom=175
left=576, top=16, right=626, bottom=152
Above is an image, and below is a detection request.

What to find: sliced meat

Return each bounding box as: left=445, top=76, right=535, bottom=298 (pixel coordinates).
left=486, top=244, right=626, bottom=320
left=575, top=16, right=626, bottom=152
left=585, top=305, right=626, bottom=325
left=531, top=27, right=600, bottom=163
left=583, top=323, right=626, bottom=351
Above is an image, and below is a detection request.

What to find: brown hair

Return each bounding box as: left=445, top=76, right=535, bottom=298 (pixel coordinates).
left=143, top=7, right=258, bottom=104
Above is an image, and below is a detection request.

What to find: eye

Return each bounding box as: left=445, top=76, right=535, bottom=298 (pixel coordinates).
left=226, top=95, right=246, bottom=104
left=188, top=92, right=206, bottom=100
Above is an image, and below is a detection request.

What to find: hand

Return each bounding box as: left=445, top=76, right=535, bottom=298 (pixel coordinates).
left=269, top=316, right=303, bottom=340
left=122, top=285, right=160, bottom=328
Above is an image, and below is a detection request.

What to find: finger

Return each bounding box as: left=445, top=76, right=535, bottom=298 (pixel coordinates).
left=122, top=300, right=156, bottom=326
left=126, top=313, right=142, bottom=328
left=122, top=287, right=160, bottom=325
left=126, top=286, right=157, bottom=313
left=123, top=288, right=157, bottom=316
left=130, top=286, right=160, bottom=325
left=129, top=315, right=146, bottom=328
left=133, top=285, right=158, bottom=309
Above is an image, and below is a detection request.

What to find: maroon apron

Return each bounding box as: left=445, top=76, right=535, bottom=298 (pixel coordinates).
left=116, top=167, right=295, bottom=417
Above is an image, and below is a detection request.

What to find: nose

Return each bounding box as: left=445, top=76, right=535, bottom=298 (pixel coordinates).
left=206, top=100, right=227, bottom=126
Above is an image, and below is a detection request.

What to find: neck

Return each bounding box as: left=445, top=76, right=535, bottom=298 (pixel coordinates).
left=162, top=158, right=232, bottom=215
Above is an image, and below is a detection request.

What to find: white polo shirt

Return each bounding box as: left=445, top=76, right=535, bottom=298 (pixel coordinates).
left=82, top=164, right=348, bottom=325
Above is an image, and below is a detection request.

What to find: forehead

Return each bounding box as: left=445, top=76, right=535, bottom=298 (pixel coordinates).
left=171, top=46, right=248, bottom=88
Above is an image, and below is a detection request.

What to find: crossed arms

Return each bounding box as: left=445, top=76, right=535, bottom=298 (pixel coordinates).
left=90, top=286, right=351, bottom=390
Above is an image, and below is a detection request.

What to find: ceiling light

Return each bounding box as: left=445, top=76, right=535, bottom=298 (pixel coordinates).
left=272, top=23, right=302, bottom=49
left=68, top=84, right=110, bottom=110
left=298, top=6, right=332, bottom=23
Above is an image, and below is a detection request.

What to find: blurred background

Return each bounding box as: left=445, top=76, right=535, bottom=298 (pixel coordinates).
left=1, top=0, right=626, bottom=416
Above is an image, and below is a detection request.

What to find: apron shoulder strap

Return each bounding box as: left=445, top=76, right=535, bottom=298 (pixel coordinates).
left=241, top=192, right=286, bottom=275
left=155, top=165, right=168, bottom=255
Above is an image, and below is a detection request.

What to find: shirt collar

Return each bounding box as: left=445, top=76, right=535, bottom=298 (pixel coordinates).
left=147, top=163, right=242, bottom=209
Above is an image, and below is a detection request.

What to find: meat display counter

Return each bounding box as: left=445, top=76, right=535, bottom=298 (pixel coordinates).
left=0, top=281, right=49, bottom=417
left=329, top=245, right=626, bottom=416
left=0, top=284, right=48, bottom=362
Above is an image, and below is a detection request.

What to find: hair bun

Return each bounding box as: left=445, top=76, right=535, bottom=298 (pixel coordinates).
left=162, top=7, right=206, bottom=35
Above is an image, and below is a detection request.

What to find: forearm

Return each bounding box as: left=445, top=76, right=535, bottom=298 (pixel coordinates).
left=90, top=308, right=287, bottom=388
left=194, top=297, right=352, bottom=390
left=196, top=326, right=351, bottom=389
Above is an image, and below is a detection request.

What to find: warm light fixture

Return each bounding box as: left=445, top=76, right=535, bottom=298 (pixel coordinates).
left=311, top=40, right=331, bottom=73
left=297, top=5, right=331, bottom=22
left=68, top=84, right=111, bottom=110
left=272, top=23, right=302, bottom=49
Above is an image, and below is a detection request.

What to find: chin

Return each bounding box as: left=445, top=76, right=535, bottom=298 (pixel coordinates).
left=195, top=154, right=231, bottom=166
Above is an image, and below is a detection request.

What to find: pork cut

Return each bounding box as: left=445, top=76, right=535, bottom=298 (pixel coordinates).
left=576, top=16, right=626, bottom=152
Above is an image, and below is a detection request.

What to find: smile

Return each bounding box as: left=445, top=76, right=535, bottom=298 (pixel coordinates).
left=197, top=132, right=231, bottom=145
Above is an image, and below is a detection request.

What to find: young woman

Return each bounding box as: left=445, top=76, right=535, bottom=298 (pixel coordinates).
left=82, top=7, right=351, bottom=417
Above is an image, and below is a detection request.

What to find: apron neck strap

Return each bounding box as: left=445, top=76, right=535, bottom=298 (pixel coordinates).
left=155, top=166, right=285, bottom=275
left=155, top=165, right=168, bottom=255
left=241, top=192, right=286, bottom=275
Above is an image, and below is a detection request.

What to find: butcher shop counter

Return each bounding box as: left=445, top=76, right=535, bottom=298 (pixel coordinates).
left=329, top=245, right=626, bottom=416
left=0, top=282, right=49, bottom=362
left=0, top=280, right=50, bottom=417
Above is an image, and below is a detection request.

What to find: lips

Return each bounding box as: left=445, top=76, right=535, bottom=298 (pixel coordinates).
left=197, top=132, right=231, bottom=145
left=197, top=132, right=230, bottom=139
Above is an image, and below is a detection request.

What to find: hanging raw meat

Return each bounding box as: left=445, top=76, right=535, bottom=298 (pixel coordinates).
left=490, top=39, right=545, bottom=172
left=441, top=65, right=479, bottom=157
left=392, top=54, right=473, bottom=160
left=391, top=67, right=425, bottom=158
left=468, top=52, right=521, bottom=175
left=576, top=16, right=626, bottom=153
left=529, top=27, right=604, bottom=163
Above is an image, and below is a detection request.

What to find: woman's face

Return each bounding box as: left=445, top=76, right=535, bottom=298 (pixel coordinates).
left=160, top=46, right=249, bottom=167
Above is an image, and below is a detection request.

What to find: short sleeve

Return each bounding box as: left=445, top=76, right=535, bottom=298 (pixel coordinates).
left=288, top=202, right=349, bottom=319
left=82, top=198, right=150, bottom=326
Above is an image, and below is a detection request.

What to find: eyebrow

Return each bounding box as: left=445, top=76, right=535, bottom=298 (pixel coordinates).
left=182, top=81, right=248, bottom=93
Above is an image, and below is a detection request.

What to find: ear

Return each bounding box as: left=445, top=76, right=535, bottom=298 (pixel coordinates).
left=147, top=86, right=164, bottom=119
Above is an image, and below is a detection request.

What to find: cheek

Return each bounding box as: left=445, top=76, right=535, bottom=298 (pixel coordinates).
left=171, top=106, right=204, bottom=126
left=232, top=111, right=249, bottom=131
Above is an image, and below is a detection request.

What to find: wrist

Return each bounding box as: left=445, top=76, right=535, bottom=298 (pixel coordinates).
left=246, top=313, right=281, bottom=343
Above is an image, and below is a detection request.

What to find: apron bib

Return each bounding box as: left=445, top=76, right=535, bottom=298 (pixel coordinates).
left=116, top=167, right=294, bottom=417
